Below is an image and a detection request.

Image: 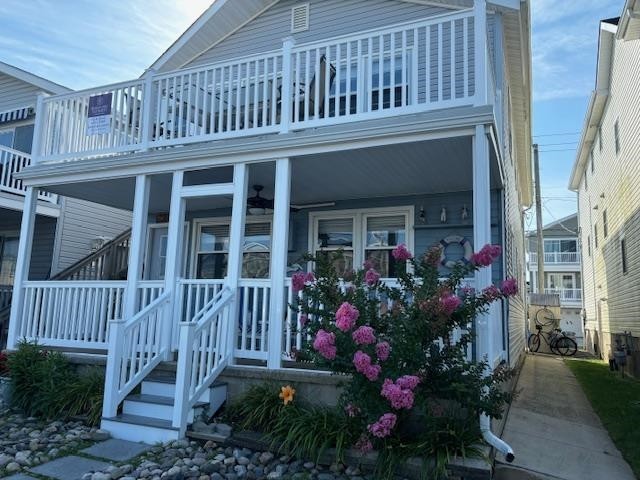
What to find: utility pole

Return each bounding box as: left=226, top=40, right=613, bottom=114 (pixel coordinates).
left=533, top=144, right=545, bottom=293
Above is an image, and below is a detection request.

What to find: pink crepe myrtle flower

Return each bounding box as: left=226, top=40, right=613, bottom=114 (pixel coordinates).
left=470, top=244, right=502, bottom=267
left=482, top=285, right=501, bottom=301
left=364, top=363, right=381, bottom=381
left=367, top=413, right=397, bottom=438
left=391, top=243, right=413, bottom=261
left=501, top=277, right=518, bottom=296
left=353, top=351, right=381, bottom=381
left=335, top=302, right=359, bottom=332
left=291, top=272, right=306, bottom=292
left=365, top=268, right=381, bottom=286
left=381, top=379, right=415, bottom=410
left=363, top=259, right=375, bottom=271
left=376, top=341, right=391, bottom=362
left=439, top=293, right=462, bottom=316
left=352, top=326, right=376, bottom=345
left=460, top=285, right=476, bottom=297
left=313, top=329, right=336, bottom=360
left=396, top=375, right=420, bottom=390
left=298, top=314, right=308, bottom=328
left=355, top=434, right=373, bottom=453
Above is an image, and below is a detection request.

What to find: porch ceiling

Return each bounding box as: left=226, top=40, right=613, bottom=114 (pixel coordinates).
left=41, top=136, right=500, bottom=213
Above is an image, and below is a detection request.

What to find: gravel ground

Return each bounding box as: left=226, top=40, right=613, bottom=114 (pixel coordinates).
left=0, top=407, right=110, bottom=476
left=83, top=439, right=377, bottom=480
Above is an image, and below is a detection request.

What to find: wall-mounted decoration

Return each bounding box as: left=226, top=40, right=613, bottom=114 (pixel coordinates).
left=419, top=205, right=426, bottom=223
left=461, top=204, right=469, bottom=222
left=439, top=235, right=473, bottom=269
left=440, top=206, right=447, bottom=223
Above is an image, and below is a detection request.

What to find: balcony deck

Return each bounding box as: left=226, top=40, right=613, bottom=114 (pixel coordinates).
left=32, top=9, right=497, bottom=166
left=529, top=252, right=580, bottom=265
left=0, top=146, right=57, bottom=204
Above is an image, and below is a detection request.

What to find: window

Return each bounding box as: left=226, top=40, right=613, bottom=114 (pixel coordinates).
left=0, top=234, right=19, bottom=285
left=195, top=221, right=271, bottom=279
left=621, top=238, right=628, bottom=274
left=603, top=210, right=608, bottom=238
left=590, top=151, right=594, bottom=173
left=544, top=239, right=577, bottom=253
left=291, top=4, right=309, bottom=33
left=546, top=273, right=575, bottom=290
left=598, top=126, right=603, bottom=152
left=311, top=208, right=412, bottom=278
left=614, top=119, right=620, bottom=154
left=0, top=129, right=14, bottom=148
left=594, top=223, right=598, bottom=249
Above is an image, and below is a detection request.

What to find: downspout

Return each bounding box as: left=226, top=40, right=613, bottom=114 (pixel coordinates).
left=481, top=414, right=515, bottom=462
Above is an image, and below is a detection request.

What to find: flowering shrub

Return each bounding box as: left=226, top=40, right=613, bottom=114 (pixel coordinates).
left=294, top=243, right=517, bottom=460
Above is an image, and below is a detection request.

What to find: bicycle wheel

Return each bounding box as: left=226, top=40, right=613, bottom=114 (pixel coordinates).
left=528, top=334, right=541, bottom=352
left=535, top=307, right=556, bottom=327
left=554, top=336, right=577, bottom=356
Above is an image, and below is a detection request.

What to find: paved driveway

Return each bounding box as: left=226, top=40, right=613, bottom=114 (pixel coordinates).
left=496, top=354, right=636, bottom=480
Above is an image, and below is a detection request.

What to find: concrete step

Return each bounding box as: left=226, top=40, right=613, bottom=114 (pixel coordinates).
left=101, top=413, right=180, bottom=444
left=122, top=393, right=207, bottom=423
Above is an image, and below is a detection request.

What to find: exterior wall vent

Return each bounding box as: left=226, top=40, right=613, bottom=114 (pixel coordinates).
left=291, top=4, right=310, bottom=33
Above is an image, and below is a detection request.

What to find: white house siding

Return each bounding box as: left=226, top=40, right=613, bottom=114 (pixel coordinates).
left=577, top=35, right=640, bottom=362
left=0, top=72, right=42, bottom=112
left=51, top=197, right=132, bottom=274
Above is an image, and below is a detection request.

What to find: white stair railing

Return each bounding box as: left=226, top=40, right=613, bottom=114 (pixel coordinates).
left=173, top=287, right=234, bottom=434
left=102, top=291, right=171, bottom=418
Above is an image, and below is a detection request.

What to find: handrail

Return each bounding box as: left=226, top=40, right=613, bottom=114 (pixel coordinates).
left=102, top=291, right=171, bottom=418
left=52, top=228, right=132, bottom=281
left=173, top=287, right=234, bottom=434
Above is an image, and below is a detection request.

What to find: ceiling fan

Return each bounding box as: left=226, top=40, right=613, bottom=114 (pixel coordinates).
left=246, top=185, right=335, bottom=215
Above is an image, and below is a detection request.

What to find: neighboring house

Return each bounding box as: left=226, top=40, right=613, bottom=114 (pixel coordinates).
left=569, top=1, right=640, bottom=375
left=526, top=213, right=584, bottom=346
left=0, top=61, right=132, bottom=346
left=7, top=0, right=532, bottom=442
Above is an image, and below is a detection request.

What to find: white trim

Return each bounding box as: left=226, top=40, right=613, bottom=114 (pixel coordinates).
left=0, top=61, right=70, bottom=95
left=180, top=183, right=235, bottom=198
left=0, top=192, right=60, bottom=218
left=308, top=206, right=414, bottom=276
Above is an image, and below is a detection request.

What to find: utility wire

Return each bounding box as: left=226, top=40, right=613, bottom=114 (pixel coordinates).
left=538, top=148, right=577, bottom=152
left=536, top=141, right=578, bottom=147
left=533, top=132, right=581, bottom=137
left=542, top=204, right=578, bottom=235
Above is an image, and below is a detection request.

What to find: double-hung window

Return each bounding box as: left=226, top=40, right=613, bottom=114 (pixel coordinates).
left=311, top=207, right=413, bottom=278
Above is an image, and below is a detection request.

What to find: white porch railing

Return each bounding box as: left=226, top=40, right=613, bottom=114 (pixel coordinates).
left=35, top=9, right=482, bottom=163
left=173, top=287, right=234, bottom=433
left=19, top=281, right=126, bottom=348
left=138, top=280, right=165, bottom=309
left=0, top=146, right=56, bottom=203
left=529, top=252, right=580, bottom=264
left=102, top=291, right=171, bottom=418
left=544, top=288, right=582, bottom=303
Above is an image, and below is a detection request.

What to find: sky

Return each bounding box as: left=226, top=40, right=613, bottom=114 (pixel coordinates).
left=0, top=0, right=625, bottom=229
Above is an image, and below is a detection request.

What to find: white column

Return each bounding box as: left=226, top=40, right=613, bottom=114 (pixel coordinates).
left=280, top=37, right=296, bottom=133
left=474, top=0, right=488, bottom=106
left=124, top=175, right=150, bottom=319
left=473, top=124, right=493, bottom=365
left=7, top=187, right=38, bottom=349
left=31, top=94, right=48, bottom=165
left=225, top=164, right=249, bottom=364
left=163, top=170, right=185, bottom=357
left=267, top=158, right=291, bottom=369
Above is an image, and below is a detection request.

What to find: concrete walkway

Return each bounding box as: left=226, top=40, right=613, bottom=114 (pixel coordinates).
left=496, top=354, right=636, bottom=480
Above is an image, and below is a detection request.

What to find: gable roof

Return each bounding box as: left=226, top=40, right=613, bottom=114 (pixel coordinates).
left=526, top=212, right=578, bottom=237
left=0, top=61, right=70, bottom=95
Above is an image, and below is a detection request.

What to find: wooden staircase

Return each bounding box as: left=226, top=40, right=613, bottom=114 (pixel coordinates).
left=101, top=370, right=228, bottom=443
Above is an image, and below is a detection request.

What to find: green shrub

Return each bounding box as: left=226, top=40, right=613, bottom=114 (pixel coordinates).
left=7, top=340, right=104, bottom=425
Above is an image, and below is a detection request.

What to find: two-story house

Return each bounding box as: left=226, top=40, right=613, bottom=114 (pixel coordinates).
left=0, top=61, right=132, bottom=347
left=7, top=0, right=532, bottom=443
left=569, top=1, right=640, bottom=375
left=527, top=213, right=583, bottom=346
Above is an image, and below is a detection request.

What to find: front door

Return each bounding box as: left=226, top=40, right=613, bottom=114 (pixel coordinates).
left=146, top=226, right=169, bottom=280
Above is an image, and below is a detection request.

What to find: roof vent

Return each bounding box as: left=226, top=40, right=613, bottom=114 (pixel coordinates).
left=291, top=4, right=309, bottom=33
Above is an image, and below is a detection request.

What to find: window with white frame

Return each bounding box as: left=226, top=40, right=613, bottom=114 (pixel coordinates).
left=311, top=207, right=412, bottom=278
left=0, top=129, right=14, bottom=148
left=194, top=220, right=271, bottom=279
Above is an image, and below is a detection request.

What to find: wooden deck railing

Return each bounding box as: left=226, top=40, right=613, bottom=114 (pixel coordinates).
left=34, top=9, right=489, bottom=164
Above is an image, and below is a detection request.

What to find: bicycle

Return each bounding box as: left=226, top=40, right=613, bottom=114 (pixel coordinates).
left=528, top=307, right=578, bottom=356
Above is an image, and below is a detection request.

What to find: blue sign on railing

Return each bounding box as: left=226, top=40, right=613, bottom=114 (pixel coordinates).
left=86, top=93, right=113, bottom=135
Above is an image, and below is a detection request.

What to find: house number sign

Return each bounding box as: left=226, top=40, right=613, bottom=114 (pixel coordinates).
left=86, top=93, right=113, bottom=135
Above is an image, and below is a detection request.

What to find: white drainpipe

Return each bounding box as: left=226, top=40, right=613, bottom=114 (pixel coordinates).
left=480, top=413, right=515, bottom=462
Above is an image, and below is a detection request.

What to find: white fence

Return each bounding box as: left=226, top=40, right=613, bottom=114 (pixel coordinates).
left=35, top=10, right=485, bottom=163
left=530, top=252, right=580, bottom=264
left=0, top=146, right=56, bottom=202
left=544, top=288, right=582, bottom=302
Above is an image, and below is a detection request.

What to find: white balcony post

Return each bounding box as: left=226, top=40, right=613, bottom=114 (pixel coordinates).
left=102, top=319, right=125, bottom=418
left=31, top=93, right=49, bottom=165
left=162, top=170, right=185, bottom=358
left=124, top=175, right=150, bottom=319
left=225, top=164, right=248, bottom=364
left=267, top=158, right=291, bottom=369
left=280, top=37, right=296, bottom=133
left=139, top=69, right=156, bottom=152
left=7, top=187, right=38, bottom=350
left=172, top=321, right=195, bottom=433
left=473, top=124, right=494, bottom=365
left=473, top=0, right=488, bottom=106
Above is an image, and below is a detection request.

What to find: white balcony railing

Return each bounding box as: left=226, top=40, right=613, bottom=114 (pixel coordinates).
left=529, top=252, right=580, bottom=264
left=543, top=288, right=582, bottom=303
left=0, top=146, right=57, bottom=203
left=34, top=9, right=488, bottom=164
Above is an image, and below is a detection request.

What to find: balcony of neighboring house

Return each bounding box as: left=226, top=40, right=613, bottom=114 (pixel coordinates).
left=529, top=239, right=580, bottom=269
left=30, top=7, right=500, bottom=167
left=531, top=272, right=582, bottom=307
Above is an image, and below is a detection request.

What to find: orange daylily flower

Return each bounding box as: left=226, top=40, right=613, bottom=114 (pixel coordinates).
left=279, top=385, right=296, bottom=405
